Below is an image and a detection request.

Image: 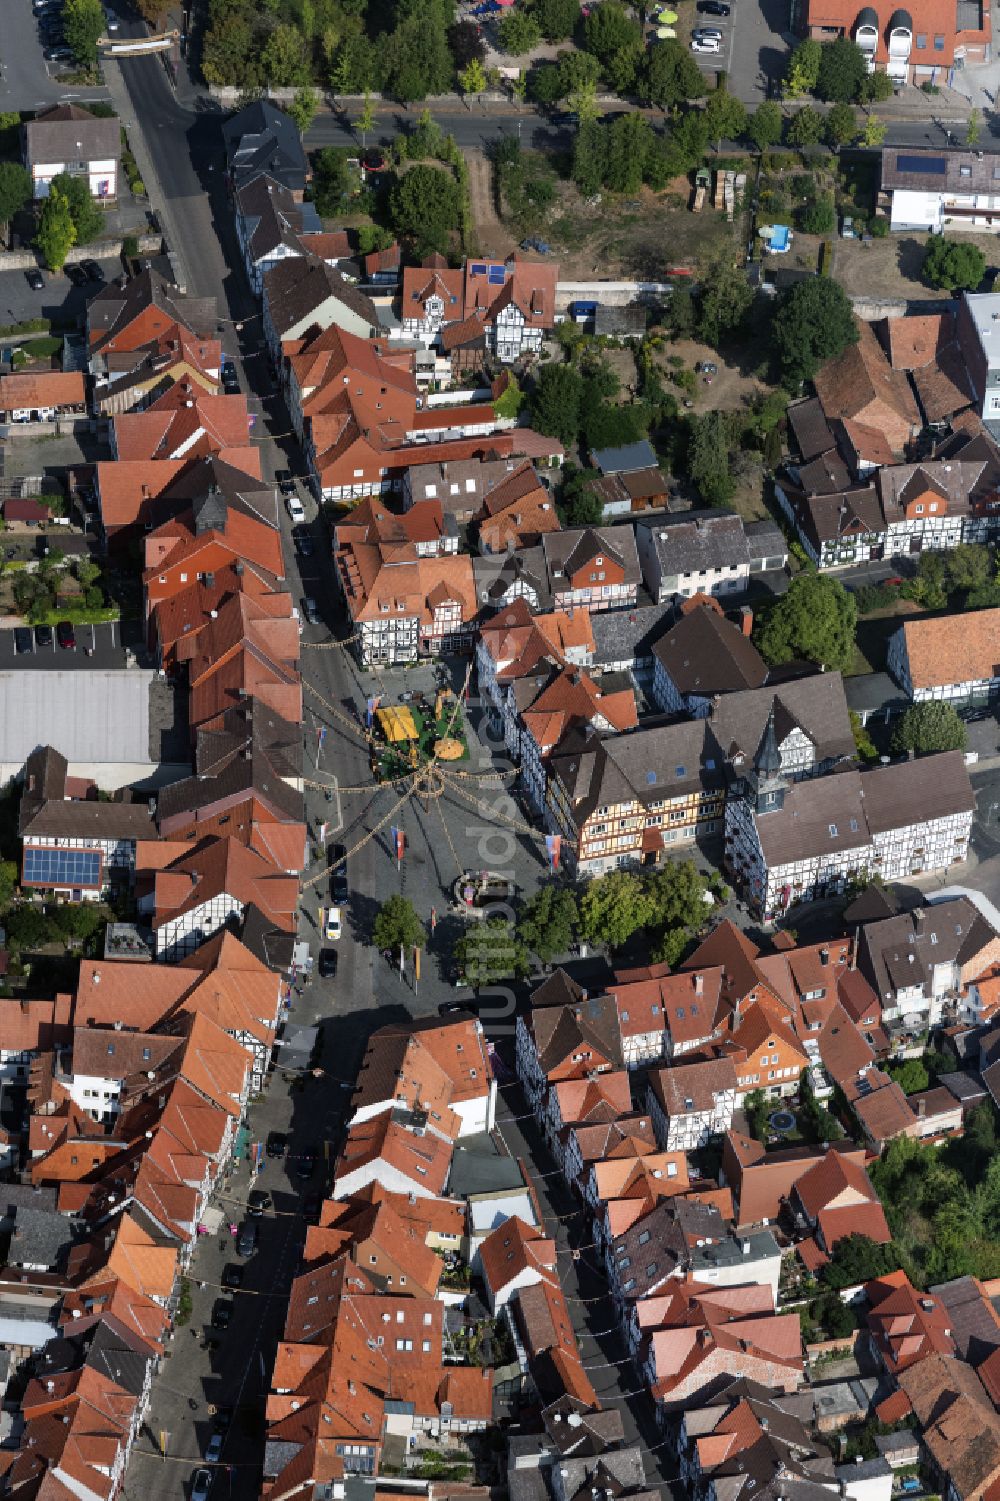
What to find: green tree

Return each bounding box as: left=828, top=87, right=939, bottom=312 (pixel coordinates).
left=6, top=905, right=52, bottom=951
left=287, top=87, right=319, bottom=134
left=356, top=222, right=395, bottom=256
left=381, top=9, right=454, bottom=102
left=860, top=115, right=886, bottom=147
left=822, top=1233, right=905, bottom=1289
left=772, top=275, right=858, bottom=386
left=946, top=543, right=992, bottom=595
left=825, top=101, right=857, bottom=147
left=558, top=463, right=604, bottom=526
left=861, top=69, right=894, bottom=101
left=605, top=113, right=654, bottom=194
left=748, top=99, right=782, bottom=152
left=493, top=372, right=523, bottom=419
left=572, top=116, right=608, bottom=195
left=35, top=185, right=76, bottom=272
left=557, top=48, right=601, bottom=93
left=202, top=11, right=258, bottom=87
left=63, top=0, right=105, bottom=64
left=756, top=571, right=858, bottom=672
left=644, top=39, right=705, bottom=108
left=784, top=38, right=821, bottom=98
left=372, top=895, right=425, bottom=961
left=889, top=1057, right=931, bottom=1095
left=892, top=701, right=968, bottom=756
left=330, top=30, right=379, bottom=93
left=786, top=105, right=823, bottom=145
left=967, top=107, right=982, bottom=146
left=0, top=860, right=17, bottom=913
left=0, top=163, right=31, bottom=233
left=261, top=23, right=312, bottom=85
left=703, top=86, right=747, bottom=151
left=579, top=870, right=654, bottom=950
left=455, top=917, right=530, bottom=984
left=923, top=235, right=987, bottom=292
left=815, top=36, right=866, bottom=101
left=665, top=107, right=709, bottom=172
left=799, top=190, right=835, bottom=234
left=536, top=0, right=579, bottom=39
left=688, top=410, right=735, bottom=505
left=458, top=57, right=488, bottom=94
left=818, top=1292, right=856, bottom=1338
left=499, top=6, right=542, bottom=53
left=850, top=709, right=878, bottom=762
left=697, top=259, right=753, bottom=345
left=584, top=0, right=641, bottom=71
left=646, top=860, right=714, bottom=965
left=49, top=172, right=102, bottom=244
left=356, top=92, right=377, bottom=149
left=312, top=147, right=352, bottom=216
left=389, top=164, right=463, bottom=256
left=530, top=363, right=584, bottom=444
left=567, top=80, right=599, bottom=122
left=517, top=884, right=579, bottom=962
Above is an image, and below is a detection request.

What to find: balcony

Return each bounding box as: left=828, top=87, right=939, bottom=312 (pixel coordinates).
left=886, top=7, right=913, bottom=75
left=855, top=6, right=879, bottom=68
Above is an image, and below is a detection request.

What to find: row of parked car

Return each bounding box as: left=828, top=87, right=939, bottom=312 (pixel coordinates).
left=32, top=0, right=118, bottom=61
left=14, top=621, right=77, bottom=653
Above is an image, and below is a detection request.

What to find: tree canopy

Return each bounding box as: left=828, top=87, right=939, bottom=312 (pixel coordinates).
left=783, top=38, right=821, bottom=97
left=815, top=37, right=867, bottom=101
left=0, top=163, right=31, bottom=228
left=389, top=164, right=462, bottom=255
left=455, top=918, right=530, bottom=985
left=530, top=364, right=584, bottom=445
left=748, top=100, right=782, bottom=152
left=49, top=173, right=103, bottom=245
left=923, top=235, right=987, bottom=292
left=892, top=701, right=968, bottom=756
left=35, top=186, right=76, bottom=271
left=579, top=870, right=654, bottom=950
left=517, top=884, right=579, bottom=963
left=772, top=276, right=859, bottom=387
left=535, top=0, right=579, bottom=39
left=755, top=571, right=858, bottom=673
left=63, top=0, right=105, bottom=63
left=644, top=39, right=705, bottom=108
left=372, top=895, right=425, bottom=958
left=688, top=411, right=735, bottom=506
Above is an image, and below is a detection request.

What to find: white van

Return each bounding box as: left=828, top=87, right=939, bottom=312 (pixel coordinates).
left=285, top=493, right=306, bottom=524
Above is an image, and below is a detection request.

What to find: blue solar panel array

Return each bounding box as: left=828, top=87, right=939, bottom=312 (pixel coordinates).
left=897, top=154, right=947, bottom=174
left=470, top=263, right=487, bottom=276
left=23, top=846, right=102, bottom=888
left=488, top=265, right=506, bottom=285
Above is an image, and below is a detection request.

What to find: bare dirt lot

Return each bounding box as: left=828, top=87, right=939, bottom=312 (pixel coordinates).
left=833, top=231, right=1000, bottom=302
left=482, top=153, right=745, bottom=278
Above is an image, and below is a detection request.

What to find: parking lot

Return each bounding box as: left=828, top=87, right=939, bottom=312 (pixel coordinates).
left=0, top=248, right=124, bottom=331
left=2, top=0, right=111, bottom=110
left=0, top=620, right=127, bottom=668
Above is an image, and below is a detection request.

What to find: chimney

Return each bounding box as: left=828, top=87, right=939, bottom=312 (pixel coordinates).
left=694, top=973, right=704, bottom=994
left=914, top=907, right=925, bottom=925
left=739, top=605, right=753, bottom=637
left=820, top=948, right=829, bottom=966
left=917, top=1098, right=926, bottom=1117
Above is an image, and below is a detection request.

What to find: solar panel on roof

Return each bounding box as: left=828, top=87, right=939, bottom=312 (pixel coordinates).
left=488, top=265, right=506, bottom=284
left=23, top=846, right=102, bottom=888
left=896, top=154, right=946, bottom=174
left=470, top=263, right=487, bottom=276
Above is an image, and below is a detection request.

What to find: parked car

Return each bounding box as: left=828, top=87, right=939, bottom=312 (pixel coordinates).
left=692, top=26, right=723, bottom=38
left=276, top=469, right=296, bottom=496
left=211, top=1299, right=233, bottom=1329
left=204, top=1434, right=223, bottom=1465
left=300, top=596, right=319, bottom=625
left=318, top=947, right=338, bottom=980
left=438, top=1000, right=477, bottom=1018
left=221, top=1263, right=243, bottom=1288
left=213, top=1408, right=233, bottom=1434
left=43, top=45, right=72, bottom=59
left=14, top=628, right=34, bottom=655
left=697, top=1, right=731, bottom=11
left=236, top=1221, right=257, bottom=1257
left=57, top=620, right=76, bottom=649
left=690, top=34, right=721, bottom=49
left=294, top=530, right=314, bottom=558
left=65, top=264, right=88, bottom=287
left=25, top=269, right=45, bottom=290
left=285, top=492, right=305, bottom=524
left=247, top=1189, right=271, bottom=1218
left=104, top=8, right=119, bottom=28
left=324, top=906, right=342, bottom=942
left=79, top=259, right=104, bottom=282
left=192, top=1470, right=212, bottom=1501
left=266, top=1131, right=287, bottom=1159
left=330, top=844, right=348, bottom=901
left=296, top=1146, right=318, bottom=1181
left=221, top=358, right=240, bottom=394
left=35, top=625, right=52, bottom=648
